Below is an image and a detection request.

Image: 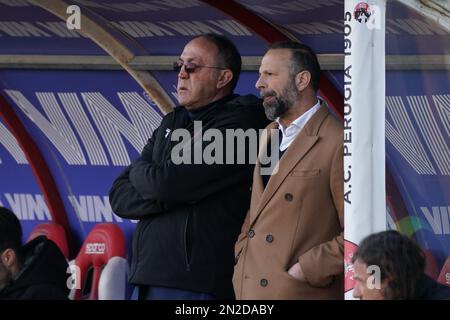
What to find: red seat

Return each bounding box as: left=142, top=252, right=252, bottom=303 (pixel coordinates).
left=27, top=223, right=69, bottom=259
left=437, top=256, right=450, bottom=287
left=73, top=224, right=127, bottom=300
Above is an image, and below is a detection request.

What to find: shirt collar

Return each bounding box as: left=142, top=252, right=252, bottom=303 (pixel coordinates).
left=276, top=98, right=321, bottom=134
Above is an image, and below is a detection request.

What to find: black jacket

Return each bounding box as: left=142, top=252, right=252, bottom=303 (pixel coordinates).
left=414, top=276, right=450, bottom=300
left=0, top=236, right=69, bottom=300
left=109, top=94, right=269, bottom=299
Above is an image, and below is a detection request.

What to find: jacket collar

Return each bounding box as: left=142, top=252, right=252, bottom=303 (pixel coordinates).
left=186, top=94, right=237, bottom=120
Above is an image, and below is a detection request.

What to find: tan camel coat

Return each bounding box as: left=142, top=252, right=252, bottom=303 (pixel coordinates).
left=233, top=105, right=344, bottom=299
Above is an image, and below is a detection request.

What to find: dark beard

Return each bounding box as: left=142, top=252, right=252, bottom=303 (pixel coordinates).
left=0, top=261, right=13, bottom=292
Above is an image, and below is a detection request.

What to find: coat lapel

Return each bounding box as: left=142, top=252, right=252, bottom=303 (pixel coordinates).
left=248, top=122, right=276, bottom=215
left=250, top=105, right=330, bottom=226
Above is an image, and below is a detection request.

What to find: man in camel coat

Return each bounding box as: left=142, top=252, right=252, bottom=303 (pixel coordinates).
left=233, top=41, right=344, bottom=300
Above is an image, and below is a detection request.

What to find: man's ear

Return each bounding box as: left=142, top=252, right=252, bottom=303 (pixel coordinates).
left=1, top=248, right=17, bottom=269
left=216, top=69, right=233, bottom=89
left=295, top=70, right=311, bottom=92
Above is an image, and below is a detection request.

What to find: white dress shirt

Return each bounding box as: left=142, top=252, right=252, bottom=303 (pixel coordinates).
left=276, top=99, right=321, bottom=152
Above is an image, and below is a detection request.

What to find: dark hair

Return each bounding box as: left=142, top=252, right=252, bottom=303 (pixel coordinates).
left=268, top=41, right=321, bottom=92
left=352, top=230, right=425, bottom=299
left=194, top=33, right=242, bottom=91
left=0, top=207, right=22, bottom=254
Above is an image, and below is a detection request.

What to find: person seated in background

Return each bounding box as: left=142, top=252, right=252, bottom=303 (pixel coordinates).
left=0, top=207, right=69, bottom=300
left=352, top=230, right=450, bottom=300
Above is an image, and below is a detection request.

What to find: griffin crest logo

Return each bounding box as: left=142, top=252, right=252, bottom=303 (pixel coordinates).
left=354, top=2, right=373, bottom=23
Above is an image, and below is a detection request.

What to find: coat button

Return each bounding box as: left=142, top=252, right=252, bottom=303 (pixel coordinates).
left=248, top=229, right=255, bottom=238
left=260, top=278, right=268, bottom=287
left=284, top=193, right=293, bottom=201
left=266, top=234, right=274, bottom=243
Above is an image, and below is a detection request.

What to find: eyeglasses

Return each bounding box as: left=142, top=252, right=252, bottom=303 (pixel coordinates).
left=173, top=60, right=226, bottom=74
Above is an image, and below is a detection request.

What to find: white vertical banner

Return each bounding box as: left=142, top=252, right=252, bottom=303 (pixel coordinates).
left=343, top=0, right=387, bottom=299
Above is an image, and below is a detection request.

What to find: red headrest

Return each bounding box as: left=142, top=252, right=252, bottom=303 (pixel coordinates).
left=74, top=224, right=126, bottom=300
left=27, top=223, right=69, bottom=259
left=437, top=256, right=450, bottom=287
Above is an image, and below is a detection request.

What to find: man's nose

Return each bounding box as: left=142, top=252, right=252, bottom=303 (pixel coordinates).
left=178, top=65, right=188, bottom=79
left=255, top=76, right=265, bottom=90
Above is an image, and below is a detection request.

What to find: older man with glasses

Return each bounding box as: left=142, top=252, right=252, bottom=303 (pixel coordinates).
left=109, top=34, right=269, bottom=300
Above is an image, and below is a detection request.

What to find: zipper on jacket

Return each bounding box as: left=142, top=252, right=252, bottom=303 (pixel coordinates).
left=184, top=209, right=192, bottom=271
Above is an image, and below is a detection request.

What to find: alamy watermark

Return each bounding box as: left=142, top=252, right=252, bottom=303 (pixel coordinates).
left=67, top=264, right=81, bottom=290
left=365, top=264, right=381, bottom=290
left=66, top=5, right=81, bottom=30
left=169, top=121, right=281, bottom=175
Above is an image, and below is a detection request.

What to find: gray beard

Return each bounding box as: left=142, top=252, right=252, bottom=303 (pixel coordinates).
left=263, top=97, right=290, bottom=121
